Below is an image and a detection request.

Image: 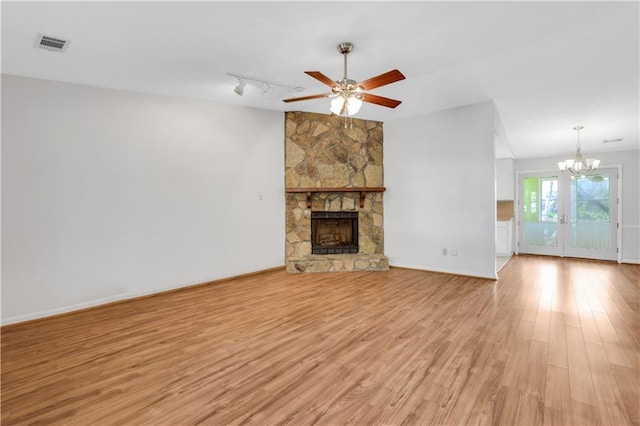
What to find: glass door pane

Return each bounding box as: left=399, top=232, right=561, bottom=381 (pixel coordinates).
left=519, top=175, right=561, bottom=256
left=569, top=174, right=611, bottom=249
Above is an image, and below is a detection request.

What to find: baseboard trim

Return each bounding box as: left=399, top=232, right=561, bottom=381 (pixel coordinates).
left=390, top=263, right=497, bottom=280
left=1, top=266, right=285, bottom=328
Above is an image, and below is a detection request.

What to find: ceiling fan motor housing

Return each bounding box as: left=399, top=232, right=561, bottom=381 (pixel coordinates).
left=337, top=42, right=353, bottom=55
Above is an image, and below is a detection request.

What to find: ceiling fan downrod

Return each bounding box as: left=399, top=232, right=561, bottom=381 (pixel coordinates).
left=338, top=42, right=353, bottom=82
left=334, top=42, right=361, bottom=127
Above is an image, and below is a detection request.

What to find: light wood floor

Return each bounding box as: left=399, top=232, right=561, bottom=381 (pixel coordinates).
left=2, top=255, right=638, bottom=425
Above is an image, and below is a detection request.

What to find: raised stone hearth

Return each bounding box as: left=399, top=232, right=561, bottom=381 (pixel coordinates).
left=287, top=254, right=389, bottom=273
left=285, top=111, right=388, bottom=273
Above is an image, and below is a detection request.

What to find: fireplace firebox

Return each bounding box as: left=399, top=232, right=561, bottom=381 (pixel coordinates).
left=311, top=211, right=359, bottom=254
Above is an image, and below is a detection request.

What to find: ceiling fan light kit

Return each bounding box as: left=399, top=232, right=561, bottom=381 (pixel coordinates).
left=283, top=42, right=405, bottom=127
left=330, top=91, right=363, bottom=116
left=558, top=126, right=600, bottom=176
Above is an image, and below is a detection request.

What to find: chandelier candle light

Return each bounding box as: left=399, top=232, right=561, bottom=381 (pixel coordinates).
left=558, top=126, right=600, bottom=175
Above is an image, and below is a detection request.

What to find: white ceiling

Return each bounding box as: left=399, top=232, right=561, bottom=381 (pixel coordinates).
left=2, top=1, right=638, bottom=159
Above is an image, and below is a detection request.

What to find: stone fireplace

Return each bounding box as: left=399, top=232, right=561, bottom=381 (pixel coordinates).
left=285, top=111, right=389, bottom=273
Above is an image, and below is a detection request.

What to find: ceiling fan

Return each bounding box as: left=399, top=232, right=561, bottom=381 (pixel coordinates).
left=283, top=42, right=405, bottom=118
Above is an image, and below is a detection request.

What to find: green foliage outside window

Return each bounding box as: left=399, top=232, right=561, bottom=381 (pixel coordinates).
left=573, top=175, right=609, bottom=221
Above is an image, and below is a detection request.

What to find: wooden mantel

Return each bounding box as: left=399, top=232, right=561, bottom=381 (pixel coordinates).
left=286, top=187, right=386, bottom=208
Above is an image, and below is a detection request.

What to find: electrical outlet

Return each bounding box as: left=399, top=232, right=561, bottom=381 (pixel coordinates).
left=442, top=248, right=447, bottom=255
left=451, top=249, right=458, bottom=256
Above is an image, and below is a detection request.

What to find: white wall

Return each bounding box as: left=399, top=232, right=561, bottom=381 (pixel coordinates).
left=1, top=75, right=285, bottom=324
left=515, top=150, right=640, bottom=263
left=385, top=101, right=497, bottom=279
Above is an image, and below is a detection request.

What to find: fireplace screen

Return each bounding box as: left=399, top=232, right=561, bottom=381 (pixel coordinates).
left=311, top=211, right=359, bottom=254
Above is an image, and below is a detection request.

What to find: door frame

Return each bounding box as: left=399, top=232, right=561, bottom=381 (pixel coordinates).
left=514, top=164, right=622, bottom=263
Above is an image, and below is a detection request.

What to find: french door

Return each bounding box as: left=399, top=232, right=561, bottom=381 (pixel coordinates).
left=517, top=168, right=618, bottom=261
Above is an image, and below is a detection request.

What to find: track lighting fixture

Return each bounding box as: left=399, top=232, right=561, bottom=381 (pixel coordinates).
left=233, top=77, right=246, bottom=96
left=227, top=73, right=304, bottom=97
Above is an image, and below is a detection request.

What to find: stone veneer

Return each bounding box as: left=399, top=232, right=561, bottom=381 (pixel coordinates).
left=285, top=111, right=389, bottom=273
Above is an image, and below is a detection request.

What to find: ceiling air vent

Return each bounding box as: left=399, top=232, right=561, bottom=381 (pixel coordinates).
left=36, top=34, right=69, bottom=52
left=602, top=138, right=623, bottom=144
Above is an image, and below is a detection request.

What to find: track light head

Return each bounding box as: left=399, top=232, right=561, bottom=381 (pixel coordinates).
left=234, top=77, right=246, bottom=96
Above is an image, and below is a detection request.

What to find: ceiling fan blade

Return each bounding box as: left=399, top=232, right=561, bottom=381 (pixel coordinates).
left=282, top=93, right=332, bottom=103
left=357, top=69, right=406, bottom=91
left=305, top=71, right=338, bottom=88
left=362, top=93, right=402, bottom=108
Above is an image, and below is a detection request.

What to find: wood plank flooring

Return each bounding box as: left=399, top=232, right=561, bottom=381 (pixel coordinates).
left=2, top=255, right=638, bottom=425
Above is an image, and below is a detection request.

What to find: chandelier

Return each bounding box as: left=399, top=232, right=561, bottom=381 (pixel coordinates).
left=558, top=126, right=600, bottom=175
